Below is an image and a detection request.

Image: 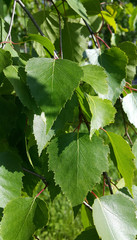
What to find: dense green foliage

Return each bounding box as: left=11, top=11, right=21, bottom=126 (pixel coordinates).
left=0, top=0, right=137, bottom=239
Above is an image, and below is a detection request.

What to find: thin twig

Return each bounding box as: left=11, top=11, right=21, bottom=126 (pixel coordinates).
left=22, top=168, right=47, bottom=185
left=16, top=0, right=55, bottom=58
left=103, top=172, right=113, bottom=194
left=16, top=0, right=44, bottom=36
left=82, top=19, right=99, bottom=48
left=83, top=201, right=93, bottom=211
left=95, top=35, right=110, bottom=49
left=50, top=0, right=63, bottom=59
left=2, top=0, right=17, bottom=49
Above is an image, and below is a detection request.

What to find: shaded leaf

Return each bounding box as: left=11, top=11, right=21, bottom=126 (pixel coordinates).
left=98, top=47, right=127, bottom=104
left=86, top=95, right=116, bottom=137
left=26, top=58, right=83, bottom=133
left=75, top=227, right=99, bottom=240
left=66, top=0, right=89, bottom=24
left=0, top=49, right=12, bottom=73
left=82, top=65, right=108, bottom=95
left=122, top=92, right=137, bottom=129
left=1, top=197, right=48, bottom=240
left=0, top=152, right=23, bottom=208
left=107, top=132, right=135, bottom=193
left=62, top=19, right=88, bottom=62
left=81, top=204, right=93, bottom=229
left=119, top=41, right=137, bottom=82
left=3, top=65, right=39, bottom=112
left=48, top=133, right=109, bottom=206
left=81, top=0, right=101, bottom=16
left=93, top=193, right=137, bottom=240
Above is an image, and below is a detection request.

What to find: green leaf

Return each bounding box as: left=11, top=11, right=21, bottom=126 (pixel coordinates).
left=98, top=47, right=127, bottom=104
left=24, top=34, right=55, bottom=57
left=132, top=185, right=137, bottom=208
left=48, top=133, right=109, bottom=206
left=33, top=112, right=54, bottom=156
left=66, top=0, right=89, bottom=24
left=0, top=152, right=23, bottom=208
left=1, top=197, right=48, bottom=240
left=132, top=139, right=137, bottom=168
left=119, top=41, right=137, bottom=82
left=75, top=228, right=99, bottom=240
left=93, top=193, right=137, bottom=240
left=26, top=58, right=83, bottom=133
left=82, top=65, right=108, bottom=95
left=81, top=0, right=101, bottom=16
left=0, top=49, right=12, bottom=73
left=3, top=65, right=39, bottom=112
left=62, top=19, right=88, bottom=62
left=122, top=92, right=137, bottom=129
left=86, top=95, right=116, bottom=138
left=27, top=11, right=59, bottom=43
left=101, top=11, right=117, bottom=33
left=129, top=7, right=137, bottom=31
left=81, top=204, right=93, bottom=229
left=107, top=132, right=135, bottom=193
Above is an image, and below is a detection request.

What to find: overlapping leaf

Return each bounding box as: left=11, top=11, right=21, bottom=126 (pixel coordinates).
left=66, top=0, right=89, bottom=23
left=0, top=152, right=23, bottom=208
left=98, top=47, right=127, bottom=104
left=107, top=132, right=135, bottom=193
left=26, top=58, right=83, bottom=133
left=119, top=41, right=137, bottom=82
left=81, top=0, right=101, bottom=16
left=101, top=11, right=117, bottom=32
left=122, top=92, right=137, bottom=128
left=93, top=193, right=137, bottom=240
left=3, top=65, right=39, bottom=112
left=132, top=139, right=137, bottom=168
left=62, top=19, right=88, bottom=62
left=1, top=197, right=48, bottom=240
left=82, top=65, right=108, bottom=95
left=75, top=228, right=99, bottom=240
left=86, top=95, right=116, bottom=137
left=0, top=49, right=12, bottom=73
left=48, top=133, right=109, bottom=206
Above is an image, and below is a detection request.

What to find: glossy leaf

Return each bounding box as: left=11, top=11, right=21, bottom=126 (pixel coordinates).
left=24, top=34, right=55, bottom=56
left=0, top=152, right=23, bottom=208
left=48, top=133, right=109, bottom=206
left=98, top=47, right=127, bottom=104
left=93, top=193, right=137, bottom=240
left=66, top=0, right=89, bottom=23
left=26, top=58, right=83, bottom=133
left=86, top=95, right=116, bottom=137
left=82, top=65, right=108, bottom=95
left=33, top=112, right=48, bottom=156
left=1, top=197, right=48, bottom=240
left=107, top=132, right=135, bottom=193
left=122, top=92, right=137, bottom=128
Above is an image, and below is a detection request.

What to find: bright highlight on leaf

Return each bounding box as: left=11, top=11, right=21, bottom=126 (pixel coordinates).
left=82, top=65, right=108, bottom=95
left=122, top=92, right=137, bottom=128
left=48, top=133, right=109, bottom=206
left=66, top=0, right=90, bottom=24
left=1, top=197, right=48, bottom=240
left=26, top=58, right=83, bottom=133
left=86, top=95, right=116, bottom=138
left=93, top=193, right=137, bottom=240
left=107, top=132, right=135, bottom=193
left=98, top=47, right=127, bottom=104
left=0, top=152, right=23, bottom=208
